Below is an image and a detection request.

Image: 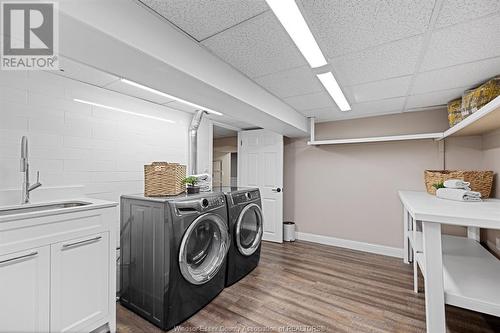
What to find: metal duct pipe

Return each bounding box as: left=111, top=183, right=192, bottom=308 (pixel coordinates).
left=188, top=110, right=206, bottom=175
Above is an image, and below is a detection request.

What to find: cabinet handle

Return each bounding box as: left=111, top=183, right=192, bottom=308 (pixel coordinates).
left=0, top=251, right=38, bottom=264
left=62, top=236, right=102, bottom=249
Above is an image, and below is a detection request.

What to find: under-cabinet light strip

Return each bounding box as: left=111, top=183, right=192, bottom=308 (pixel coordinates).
left=73, top=98, right=176, bottom=123
left=120, top=79, right=223, bottom=116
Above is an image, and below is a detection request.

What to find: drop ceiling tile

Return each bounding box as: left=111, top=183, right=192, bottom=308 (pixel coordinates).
left=139, top=0, right=268, bottom=41
left=104, top=80, right=175, bottom=104
left=253, top=66, right=323, bottom=98
left=349, top=76, right=412, bottom=103
left=435, top=0, right=500, bottom=28
left=406, top=87, right=466, bottom=110
left=284, top=91, right=336, bottom=111
left=421, top=14, right=500, bottom=71
left=301, top=97, right=405, bottom=122
left=299, top=107, right=342, bottom=122
left=201, top=11, right=308, bottom=78
left=331, top=36, right=423, bottom=85
left=300, top=0, right=434, bottom=58
left=55, top=57, right=117, bottom=87
left=350, top=97, right=406, bottom=115
left=413, top=56, right=500, bottom=94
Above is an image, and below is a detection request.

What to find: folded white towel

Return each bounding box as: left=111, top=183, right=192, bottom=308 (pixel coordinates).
left=444, top=179, right=471, bottom=189
left=189, top=174, right=212, bottom=192
left=191, top=173, right=210, bottom=181
left=436, top=188, right=482, bottom=202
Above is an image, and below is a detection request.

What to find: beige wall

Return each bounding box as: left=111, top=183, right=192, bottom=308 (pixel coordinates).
left=283, top=109, right=491, bottom=249
left=214, top=136, right=237, bottom=153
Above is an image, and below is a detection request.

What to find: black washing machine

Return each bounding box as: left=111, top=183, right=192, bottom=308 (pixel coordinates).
left=215, top=187, right=264, bottom=287
left=120, top=192, right=230, bottom=330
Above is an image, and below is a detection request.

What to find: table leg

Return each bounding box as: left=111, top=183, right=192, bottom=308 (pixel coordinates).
left=409, top=215, right=414, bottom=262
left=467, top=226, right=480, bottom=241
left=403, top=207, right=409, bottom=264
left=422, top=221, right=446, bottom=333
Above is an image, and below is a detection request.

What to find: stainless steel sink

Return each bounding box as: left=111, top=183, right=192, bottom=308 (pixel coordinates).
left=0, top=201, right=91, bottom=216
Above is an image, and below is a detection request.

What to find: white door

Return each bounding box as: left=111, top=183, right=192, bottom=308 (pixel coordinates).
left=238, top=129, right=283, bottom=243
left=51, top=232, right=109, bottom=333
left=0, top=247, right=50, bottom=333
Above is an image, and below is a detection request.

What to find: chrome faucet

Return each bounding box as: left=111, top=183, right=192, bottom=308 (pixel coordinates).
left=20, top=136, right=42, bottom=204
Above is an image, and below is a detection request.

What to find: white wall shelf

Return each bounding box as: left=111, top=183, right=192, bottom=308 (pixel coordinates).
left=438, top=95, right=500, bottom=140
left=307, top=132, right=443, bottom=146
left=308, top=96, right=500, bottom=146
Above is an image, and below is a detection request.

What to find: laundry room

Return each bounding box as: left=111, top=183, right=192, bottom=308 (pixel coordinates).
left=0, top=1, right=500, bottom=333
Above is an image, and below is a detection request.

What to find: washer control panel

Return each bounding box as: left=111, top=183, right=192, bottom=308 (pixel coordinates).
left=232, top=190, right=260, bottom=205
left=203, top=195, right=225, bottom=209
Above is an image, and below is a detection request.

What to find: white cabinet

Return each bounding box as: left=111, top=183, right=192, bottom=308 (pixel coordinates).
left=0, top=246, right=50, bottom=333
left=0, top=202, right=117, bottom=333
left=51, top=232, right=110, bottom=333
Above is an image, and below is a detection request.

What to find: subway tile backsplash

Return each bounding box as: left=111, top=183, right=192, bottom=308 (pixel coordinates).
left=0, top=70, right=190, bottom=203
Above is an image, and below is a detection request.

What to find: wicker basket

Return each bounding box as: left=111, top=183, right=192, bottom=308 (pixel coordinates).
left=424, top=170, right=494, bottom=198
left=144, top=162, right=186, bottom=196
left=447, top=98, right=463, bottom=127
left=462, top=76, right=500, bottom=114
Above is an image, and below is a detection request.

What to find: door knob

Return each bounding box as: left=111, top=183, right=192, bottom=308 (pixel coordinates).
left=272, top=187, right=282, bottom=193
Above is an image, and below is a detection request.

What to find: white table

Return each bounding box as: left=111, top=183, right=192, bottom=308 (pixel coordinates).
left=399, top=191, right=500, bottom=333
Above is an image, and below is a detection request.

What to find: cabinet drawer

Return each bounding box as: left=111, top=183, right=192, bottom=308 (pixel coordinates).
left=0, top=211, right=106, bottom=255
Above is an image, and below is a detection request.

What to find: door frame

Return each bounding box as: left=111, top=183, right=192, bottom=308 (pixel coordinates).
left=209, top=120, right=242, bottom=184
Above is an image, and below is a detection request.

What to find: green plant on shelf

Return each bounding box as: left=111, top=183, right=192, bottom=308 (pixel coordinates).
left=432, top=182, right=445, bottom=190
left=182, top=176, right=199, bottom=187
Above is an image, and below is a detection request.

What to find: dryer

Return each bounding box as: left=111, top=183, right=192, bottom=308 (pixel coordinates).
left=120, top=192, right=229, bottom=330
left=216, top=187, right=264, bottom=287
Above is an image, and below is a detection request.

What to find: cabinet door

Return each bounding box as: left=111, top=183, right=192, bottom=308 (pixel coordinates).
left=51, top=232, right=109, bottom=333
left=0, top=246, right=50, bottom=333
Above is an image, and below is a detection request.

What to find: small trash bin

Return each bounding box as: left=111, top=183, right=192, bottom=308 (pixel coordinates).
left=283, top=221, right=296, bottom=242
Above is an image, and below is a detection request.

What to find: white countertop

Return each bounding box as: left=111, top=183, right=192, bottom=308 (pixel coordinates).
left=0, top=198, right=118, bottom=223
left=398, top=190, right=500, bottom=229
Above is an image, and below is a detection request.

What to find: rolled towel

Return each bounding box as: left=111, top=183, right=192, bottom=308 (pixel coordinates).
left=192, top=173, right=210, bottom=181
left=436, top=188, right=482, bottom=202
left=444, top=179, right=471, bottom=189
left=191, top=174, right=212, bottom=192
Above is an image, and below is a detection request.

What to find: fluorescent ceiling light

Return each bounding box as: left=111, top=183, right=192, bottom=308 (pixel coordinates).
left=316, top=72, right=351, bottom=111
left=120, top=78, right=223, bottom=116
left=73, top=98, right=176, bottom=123
left=266, top=0, right=327, bottom=68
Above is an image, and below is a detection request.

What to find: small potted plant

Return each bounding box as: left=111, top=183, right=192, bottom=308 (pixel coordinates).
left=182, top=176, right=200, bottom=194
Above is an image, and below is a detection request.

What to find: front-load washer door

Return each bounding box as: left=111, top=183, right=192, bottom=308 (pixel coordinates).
left=179, top=213, right=229, bottom=285
left=235, top=203, right=264, bottom=256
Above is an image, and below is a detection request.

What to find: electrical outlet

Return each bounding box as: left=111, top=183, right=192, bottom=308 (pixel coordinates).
left=496, top=237, right=500, bottom=251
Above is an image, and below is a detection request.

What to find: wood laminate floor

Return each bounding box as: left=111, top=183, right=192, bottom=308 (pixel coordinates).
left=117, top=240, right=500, bottom=332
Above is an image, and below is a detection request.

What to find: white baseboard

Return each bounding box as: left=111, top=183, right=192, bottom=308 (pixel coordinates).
left=295, top=232, right=403, bottom=258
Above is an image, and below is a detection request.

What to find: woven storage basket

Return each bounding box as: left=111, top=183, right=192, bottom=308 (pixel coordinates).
left=462, top=76, right=500, bottom=114
left=424, top=170, right=494, bottom=198
left=447, top=98, right=463, bottom=127
left=144, top=162, right=186, bottom=196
